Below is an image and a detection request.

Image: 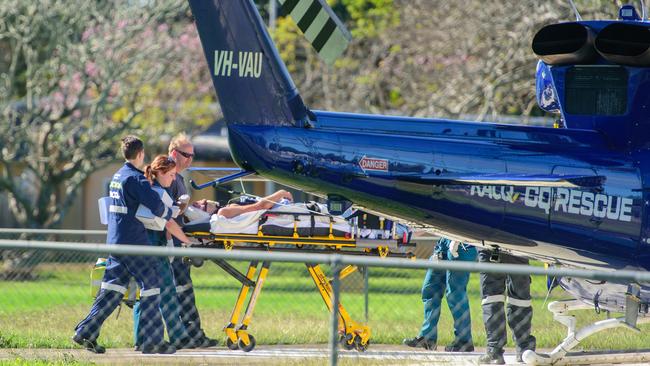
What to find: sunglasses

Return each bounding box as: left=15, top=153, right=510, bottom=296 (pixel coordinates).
left=175, top=149, right=194, bottom=159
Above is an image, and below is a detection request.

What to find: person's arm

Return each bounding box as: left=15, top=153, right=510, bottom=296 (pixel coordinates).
left=259, top=190, right=293, bottom=209
left=133, top=176, right=172, bottom=220
left=218, top=190, right=293, bottom=218
left=165, top=219, right=191, bottom=244
left=217, top=200, right=267, bottom=219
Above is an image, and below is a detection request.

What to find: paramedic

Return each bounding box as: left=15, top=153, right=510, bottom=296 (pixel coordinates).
left=133, top=155, right=195, bottom=350
left=403, top=237, right=477, bottom=352
left=478, top=248, right=536, bottom=364
left=166, top=134, right=217, bottom=347
left=73, top=136, right=176, bottom=354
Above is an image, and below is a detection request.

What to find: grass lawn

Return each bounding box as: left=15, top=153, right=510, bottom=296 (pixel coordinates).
left=1, top=260, right=649, bottom=351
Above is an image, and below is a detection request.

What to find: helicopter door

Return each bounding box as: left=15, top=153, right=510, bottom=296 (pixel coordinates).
left=549, top=165, right=598, bottom=255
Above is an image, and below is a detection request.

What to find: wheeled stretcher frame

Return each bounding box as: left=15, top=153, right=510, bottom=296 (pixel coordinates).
left=185, top=216, right=413, bottom=353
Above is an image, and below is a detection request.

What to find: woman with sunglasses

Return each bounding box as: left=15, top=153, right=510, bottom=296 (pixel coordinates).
left=133, top=155, right=195, bottom=350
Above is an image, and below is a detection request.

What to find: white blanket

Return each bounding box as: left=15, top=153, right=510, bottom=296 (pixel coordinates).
left=184, top=202, right=399, bottom=239
left=209, top=202, right=351, bottom=235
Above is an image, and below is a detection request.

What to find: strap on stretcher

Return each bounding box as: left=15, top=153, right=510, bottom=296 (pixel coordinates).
left=259, top=210, right=336, bottom=238
left=186, top=209, right=411, bottom=250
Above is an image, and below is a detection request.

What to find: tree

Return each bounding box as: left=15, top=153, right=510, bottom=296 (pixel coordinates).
left=272, top=0, right=623, bottom=121
left=0, top=0, right=214, bottom=231
left=0, top=1, right=215, bottom=277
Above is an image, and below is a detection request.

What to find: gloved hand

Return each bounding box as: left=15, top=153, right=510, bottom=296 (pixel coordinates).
left=177, top=194, right=190, bottom=214
left=449, top=240, right=460, bottom=258
left=171, top=206, right=181, bottom=218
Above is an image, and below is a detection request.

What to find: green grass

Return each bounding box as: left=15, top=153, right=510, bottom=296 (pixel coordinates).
left=1, top=261, right=650, bottom=352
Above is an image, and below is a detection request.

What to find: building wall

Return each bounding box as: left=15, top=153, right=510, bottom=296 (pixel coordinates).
left=73, top=160, right=240, bottom=231
left=80, top=163, right=122, bottom=230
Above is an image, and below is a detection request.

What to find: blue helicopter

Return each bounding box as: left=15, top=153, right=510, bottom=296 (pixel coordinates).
left=188, top=0, right=650, bottom=363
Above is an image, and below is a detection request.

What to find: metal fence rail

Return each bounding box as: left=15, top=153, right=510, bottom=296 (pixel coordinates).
left=0, top=229, right=107, bottom=235
left=2, top=238, right=650, bottom=365
left=2, top=240, right=650, bottom=282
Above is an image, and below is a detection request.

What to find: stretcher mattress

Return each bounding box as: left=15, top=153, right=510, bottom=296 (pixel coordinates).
left=184, top=202, right=353, bottom=237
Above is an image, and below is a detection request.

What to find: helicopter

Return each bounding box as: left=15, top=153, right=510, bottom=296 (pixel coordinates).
left=187, top=0, right=650, bottom=364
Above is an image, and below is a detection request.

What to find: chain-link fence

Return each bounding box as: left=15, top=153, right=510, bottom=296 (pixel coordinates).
left=2, top=233, right=650, bottom=365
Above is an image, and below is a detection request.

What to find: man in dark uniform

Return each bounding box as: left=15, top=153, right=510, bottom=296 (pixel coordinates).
left=166, top=134, right=217, bottom=347
left=478, top=248, right=536, bottom=364
left=73, top=136, right=176, bottom=354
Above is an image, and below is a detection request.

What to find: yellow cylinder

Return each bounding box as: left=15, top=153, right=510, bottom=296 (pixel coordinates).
left=90, top=258, right=107, bottom=298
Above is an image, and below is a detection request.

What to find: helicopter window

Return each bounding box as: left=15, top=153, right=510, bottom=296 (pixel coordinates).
left=565, top=66, right=627, bottom=115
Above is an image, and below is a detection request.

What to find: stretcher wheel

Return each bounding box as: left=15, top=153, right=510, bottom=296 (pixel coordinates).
left=238, top=335, right=256, bottom=352
left=225, top=337, right=238, bottom=350
left=353, top=335, right=369, bottom=352
left=339, top=334, right=355, bottom=350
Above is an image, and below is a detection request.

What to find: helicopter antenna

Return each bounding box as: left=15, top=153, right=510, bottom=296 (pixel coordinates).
left=568, top=0, right=582, bottom=21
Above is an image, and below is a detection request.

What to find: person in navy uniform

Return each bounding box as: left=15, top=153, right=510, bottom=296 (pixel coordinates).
left=403, top=237, right=477, bottom=352
left=73, top=136, right=176, bottom=354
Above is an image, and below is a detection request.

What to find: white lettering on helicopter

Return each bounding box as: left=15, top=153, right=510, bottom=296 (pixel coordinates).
left=470, top=186, right=520, bottom=203
left=470, top=186, right=633, bottom=222
left=213, top=50, right=262, bottom=78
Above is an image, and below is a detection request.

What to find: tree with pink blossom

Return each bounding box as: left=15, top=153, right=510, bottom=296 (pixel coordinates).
left=0, top=1, right=215, bottom=275
left=0, top=1, right=214, bottom=229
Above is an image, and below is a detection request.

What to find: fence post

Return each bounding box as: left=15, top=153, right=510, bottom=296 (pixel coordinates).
left=329, top=255, right=342, bottom=366
left=363, top=266, right=369, bottom=322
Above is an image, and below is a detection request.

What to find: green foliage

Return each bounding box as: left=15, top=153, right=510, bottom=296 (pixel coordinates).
left=0, top=1, right=214, bottom=230
left=338, top=0, right=399, bottom=38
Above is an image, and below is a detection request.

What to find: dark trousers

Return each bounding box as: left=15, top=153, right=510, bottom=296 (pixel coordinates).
left=75, top=255, right=164, bottom=346
left=133, top=258, right=190, bottom=346
left=170, top=257, right=205, bottom=339
left=478, top=249, right=536, bottom=355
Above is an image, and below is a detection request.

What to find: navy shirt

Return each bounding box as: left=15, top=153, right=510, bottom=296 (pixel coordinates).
left=107, top=162, right=172, bottom=245
left=167, top=173, right=188, bottom=246
left=167, top=173, right=186, bottom=201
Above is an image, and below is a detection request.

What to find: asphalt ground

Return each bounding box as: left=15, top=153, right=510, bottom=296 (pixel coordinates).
left=2, top=345, right=650, bottom=365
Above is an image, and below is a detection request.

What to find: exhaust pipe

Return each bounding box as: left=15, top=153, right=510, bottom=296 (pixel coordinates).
left=595, top=23, right=650, bottom=66
left=532, top=23, right=596, bottom=65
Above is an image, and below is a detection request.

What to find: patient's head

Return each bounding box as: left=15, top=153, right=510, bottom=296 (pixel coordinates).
left=192, top=199, right=220, bottom=214
left=144, top=155, right=176, bottom=187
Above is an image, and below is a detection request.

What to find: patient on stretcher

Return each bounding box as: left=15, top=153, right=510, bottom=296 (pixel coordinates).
left=182, top=190, right=409, bottom=242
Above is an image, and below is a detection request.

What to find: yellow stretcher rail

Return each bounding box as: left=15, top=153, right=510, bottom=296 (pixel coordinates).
left=185, top=225, right=414, bottom=353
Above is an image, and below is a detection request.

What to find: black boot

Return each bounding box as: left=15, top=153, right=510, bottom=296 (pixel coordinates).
left=444, top=339, right=474, bottom=352
left=478, top=349, right=505, bottom=364
left=194, top=335, right=218, bottom=348
left=402, top=336, right=436, bottom=350
left=72, top=334, right=106, bottom=354
left=141, top=341, right=176, bottom=354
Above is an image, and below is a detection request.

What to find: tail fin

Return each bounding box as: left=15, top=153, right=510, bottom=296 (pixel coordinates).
left=188, top=0, right=307, bottom=126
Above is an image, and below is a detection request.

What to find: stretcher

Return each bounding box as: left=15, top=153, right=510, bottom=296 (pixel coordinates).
left=182, top=203, right=414, bottom=352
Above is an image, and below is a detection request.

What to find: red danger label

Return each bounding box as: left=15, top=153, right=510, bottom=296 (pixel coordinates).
left=359, top=156, right=389, bottom=171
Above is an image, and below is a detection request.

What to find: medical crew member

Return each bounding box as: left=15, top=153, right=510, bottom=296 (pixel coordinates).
left=478, top=248, right=536, bottom=364
left=166, top=134, right=217, bottom=347
left=73, top=136, right=175, bottom=354
left=404, top=237, right=477, bottom=352
left=133, top=155, right=194, bottom=350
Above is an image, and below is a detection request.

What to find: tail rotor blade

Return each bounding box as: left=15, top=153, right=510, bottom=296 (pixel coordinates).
left=279, top=0, right=352, bottom=65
